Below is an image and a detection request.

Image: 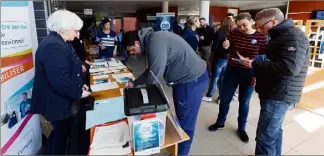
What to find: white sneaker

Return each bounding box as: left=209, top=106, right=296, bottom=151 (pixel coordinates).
left=202, top=96, right=213, bottom=102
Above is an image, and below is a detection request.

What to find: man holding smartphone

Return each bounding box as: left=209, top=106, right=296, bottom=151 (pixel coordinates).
left=241, top=8, right=309, bottom=155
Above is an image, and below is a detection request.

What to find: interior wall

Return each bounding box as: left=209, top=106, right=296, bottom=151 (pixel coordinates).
left=287, top=1, right=324, bottom=20
left=210, top=6, right=239, bottom=22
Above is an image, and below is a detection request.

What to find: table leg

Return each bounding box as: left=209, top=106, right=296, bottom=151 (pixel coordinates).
left=165, top=144, right=178, bottom=156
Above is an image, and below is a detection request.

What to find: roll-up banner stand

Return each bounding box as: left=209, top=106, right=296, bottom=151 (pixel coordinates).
left=1, top=1, right=42, bottom=155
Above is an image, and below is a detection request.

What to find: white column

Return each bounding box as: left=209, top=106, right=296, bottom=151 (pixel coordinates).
left=200, top=0, right=210, bottom=25
left=162, top=1, right=169, bottom=13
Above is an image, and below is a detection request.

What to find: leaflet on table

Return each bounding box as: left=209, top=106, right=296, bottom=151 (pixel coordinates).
left=116, top=77, right=134, bottom=84
left=93, top=75, right=109, bottom=80
left=112, top=73, right=134, bottom=79
left=90, top=82, right=119, bottom=92
left=94, top=58, right=115, bottom=62
left=108, top=60, right=124, bottom=67
left=86, top=96, right=126, bottom=129
left=94, top=79, right=110, bottom=85
left=89, top=142, right=131, bottom=155
left=89, top=68, right=110, bottom=73
left=91, top=62, right=108, bottom=68
left=91, top=71, right=112, bottom=76
left=94, top=58, right=106, bottom=62
left=109, top=65, right=127, bottom=70
left=111, top=69, right=128, bottom=74
left=133, top=118, right=160, bottom=155
left=90, top=121, right=130, bottom=149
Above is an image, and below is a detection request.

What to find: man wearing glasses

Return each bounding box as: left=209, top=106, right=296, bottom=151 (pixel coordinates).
left=241, top=8, right=309, bottom=155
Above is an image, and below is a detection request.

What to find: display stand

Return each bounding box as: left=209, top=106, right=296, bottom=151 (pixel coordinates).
left=87, top=58, right=190, bottom=155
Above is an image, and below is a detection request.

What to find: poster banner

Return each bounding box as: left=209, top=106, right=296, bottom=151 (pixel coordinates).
left=319, top=32, right=324, bottom=60
left=156, top=13, right=175, bottom=32
left=1, top=1, right=41, bottom=155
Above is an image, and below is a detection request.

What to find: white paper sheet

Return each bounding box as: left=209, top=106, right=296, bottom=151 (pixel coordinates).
left=90, top=82, right=119, bottom=92
left=112, top=73, right=134, bottom=79
left=93, top=75, right=109, bottom=80
left=91, top=121, right=130, bottom=149
left=89, top=144, right=131, bottom=155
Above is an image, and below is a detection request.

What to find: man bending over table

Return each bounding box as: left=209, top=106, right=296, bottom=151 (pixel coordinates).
left=122, top=28, right=208, bottom=156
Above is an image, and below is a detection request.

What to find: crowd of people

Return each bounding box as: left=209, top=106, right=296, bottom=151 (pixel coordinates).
left=30, top=7, right=309, bottom=156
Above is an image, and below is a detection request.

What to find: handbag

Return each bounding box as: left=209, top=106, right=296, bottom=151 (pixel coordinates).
left=84, top=96, right=95, bottom=111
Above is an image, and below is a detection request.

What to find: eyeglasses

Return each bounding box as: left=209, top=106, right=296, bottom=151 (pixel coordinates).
left=257, top=19, right=273, bottom=29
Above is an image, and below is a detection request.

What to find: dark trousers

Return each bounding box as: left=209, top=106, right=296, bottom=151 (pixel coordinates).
left=216, top=66, right=254, bottom=130
left=199, top=46, right=211, bottom=73
left=173, top=71, right=208, bottom=156
left=44, top=117, right=73, bottom=155
left=206, top=58, right=228, bottom=98
left=67, top=100, right=90, bottom=155
left=255, top=99, right=294, bottom=156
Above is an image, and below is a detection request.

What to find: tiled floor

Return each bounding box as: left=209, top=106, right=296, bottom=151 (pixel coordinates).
left=127, top=55, right=324, bottom=155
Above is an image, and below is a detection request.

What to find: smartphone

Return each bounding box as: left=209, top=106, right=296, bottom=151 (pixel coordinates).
left=231, top=58, right=243, bottom=63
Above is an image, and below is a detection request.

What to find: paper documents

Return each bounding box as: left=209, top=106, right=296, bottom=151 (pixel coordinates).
left=91, top=121, right=130, bottom=149
left=93, top=75, right=109, bottom=80
left=112, top=73, right=134, bottom=79
left=86, top=96, right=126, bottom=129
left=90, top=82, right=119, bottom=92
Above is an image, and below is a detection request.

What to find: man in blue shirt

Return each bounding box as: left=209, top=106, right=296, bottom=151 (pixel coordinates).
left=96, top=19, right=118, bottom=58
left=20, top=92, right=31, bottom=119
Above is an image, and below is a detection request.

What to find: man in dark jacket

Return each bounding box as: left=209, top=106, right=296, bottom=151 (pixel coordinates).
left=122, top=28, right=208, bottom=156
left=242, top=8, right=309, bottom=155
left=197, top=17, right=214, bottom=73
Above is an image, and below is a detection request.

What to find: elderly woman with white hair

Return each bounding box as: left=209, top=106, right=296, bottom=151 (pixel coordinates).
left=30, top=10, right=91, bottom=155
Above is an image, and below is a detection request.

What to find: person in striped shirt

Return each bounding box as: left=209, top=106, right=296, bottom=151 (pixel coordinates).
left=208, top=12, right=268, bottom=143
left=96, top=19, right=118, bottom=58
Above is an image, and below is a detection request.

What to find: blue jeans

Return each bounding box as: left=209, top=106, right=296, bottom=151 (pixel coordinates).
left=173, top=71, right=209, bottom=156
left=206, top=59, right=228, bottom=97
left=216, top=66, right=254, bottom=130
left=255, top=99, right=294, bottom=156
